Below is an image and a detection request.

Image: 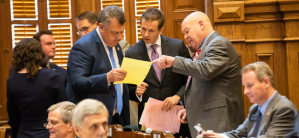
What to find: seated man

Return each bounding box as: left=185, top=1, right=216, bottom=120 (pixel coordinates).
left=72, top=99, right=108, bottom=138
left=46, top=101, right=76, bottom=138
left=203, top=62, right=299, bottom=138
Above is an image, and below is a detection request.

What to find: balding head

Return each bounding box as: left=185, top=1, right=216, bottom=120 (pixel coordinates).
left=181, top=12, right=214, bottom=52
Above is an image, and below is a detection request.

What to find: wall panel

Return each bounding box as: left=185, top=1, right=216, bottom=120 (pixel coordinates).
left=212, top=0, right=299, bottom=116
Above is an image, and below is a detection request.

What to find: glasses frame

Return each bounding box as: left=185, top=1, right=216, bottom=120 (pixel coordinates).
left=77, top=22, right=96, bottom=36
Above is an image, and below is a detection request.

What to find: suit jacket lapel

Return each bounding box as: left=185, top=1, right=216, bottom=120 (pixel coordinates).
left=93, top=29, right=112, bottom=71
left=258, top=92, right=281, bottom=135
left=138, top=39, right=160, bottom=82
left=115, top=44, right=124, bottom=65
left=198, top=31, right=219, bottom=59
left=160, top=35, right=169, bottom=83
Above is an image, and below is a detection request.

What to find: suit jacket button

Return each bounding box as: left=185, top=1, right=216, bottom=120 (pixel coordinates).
left=113, top=96, right=115, bottom=98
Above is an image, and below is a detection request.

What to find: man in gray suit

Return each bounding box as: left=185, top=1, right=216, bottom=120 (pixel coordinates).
left=153, top=11, right=245, bottom=137
left=203, top=62, right=299, bottom=138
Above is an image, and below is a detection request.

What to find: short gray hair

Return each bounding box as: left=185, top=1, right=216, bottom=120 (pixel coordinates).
left=48, top=101, right=76, bottom=124
left=72, top=99, right=108, bottom=128
left=98, top=5, right=126, bottom=28
left=242, top=62, right=275, bottom=87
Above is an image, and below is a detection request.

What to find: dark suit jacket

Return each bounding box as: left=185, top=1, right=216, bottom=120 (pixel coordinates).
left=173, top=31, right=245, bottom=137
left=7, top=68, right=67, bottom=138
left=223, top=92, right=299, bottom=138
left=67, top=29, right=130, bottom=125
left=125, top=35, right=191, bottom=119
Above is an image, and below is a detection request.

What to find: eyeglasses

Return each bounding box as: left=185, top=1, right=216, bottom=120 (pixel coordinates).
left=44, top=121, right=63, bottom=128
left=77, top=23, right=95, bottom=36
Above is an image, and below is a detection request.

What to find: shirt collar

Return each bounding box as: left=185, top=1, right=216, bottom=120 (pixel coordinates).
left=199, top=31, right=215, bottom=50
left=145, top=34, right=161, bottom=50
left=96, top=27, right=108, bottom=48
left=260, top=90, right=277, bottom=116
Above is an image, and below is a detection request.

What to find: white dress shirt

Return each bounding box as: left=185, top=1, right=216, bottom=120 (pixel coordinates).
left=96, top=27, right=123, bottom=115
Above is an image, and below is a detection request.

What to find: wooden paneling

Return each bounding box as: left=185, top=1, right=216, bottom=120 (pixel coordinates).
left=212, top=0, right=299, bottom=116
left=163, top=0, right=204, bottom=44
left=0, top=0, right=12, bottom=120
left=214, top=1, right=244, bottom=22
left=173, top=0, right=201, bottom=12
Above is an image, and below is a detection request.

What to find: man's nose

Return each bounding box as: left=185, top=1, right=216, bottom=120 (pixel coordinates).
left=97, top=125, right=106, bottom=136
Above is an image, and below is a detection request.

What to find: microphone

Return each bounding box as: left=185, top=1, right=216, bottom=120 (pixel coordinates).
left=145, top=128, right=152, bottom=134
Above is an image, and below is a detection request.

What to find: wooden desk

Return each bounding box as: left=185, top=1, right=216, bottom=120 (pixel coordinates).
left=0, top=124, right=11, bottom=138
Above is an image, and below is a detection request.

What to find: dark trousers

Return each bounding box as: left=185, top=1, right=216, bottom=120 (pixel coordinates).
left=111, top=113, right=126, bottom=127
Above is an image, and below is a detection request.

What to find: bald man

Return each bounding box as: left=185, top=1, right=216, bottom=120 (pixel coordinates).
left=153, top=12, right=245, bottom=137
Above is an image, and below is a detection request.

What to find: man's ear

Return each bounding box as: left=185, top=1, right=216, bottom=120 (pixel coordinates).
left=98, top=23, right=104, bottom=32
left=198, top=20, right=204, bottom=30
left=68, top=120, right=73, bottom=131
left=74, top=125, right=82, bottom=138
left=159, top=27, right=164, bottom=34
left=263, top=78, right=270, bottom=88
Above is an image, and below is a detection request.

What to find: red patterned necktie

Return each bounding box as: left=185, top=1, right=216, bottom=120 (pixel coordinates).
left=185, top=49, right=201, bottom=90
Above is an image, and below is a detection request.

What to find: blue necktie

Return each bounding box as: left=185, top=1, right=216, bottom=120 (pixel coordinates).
left=253, top=107, right=262, bottom=137
left=108, top=46, right=123, bottom=115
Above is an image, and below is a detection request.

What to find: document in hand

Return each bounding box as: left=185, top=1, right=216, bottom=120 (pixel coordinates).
left=114, top=57, right=152, bottom=85
left=140, top=98, right=184, bottom=133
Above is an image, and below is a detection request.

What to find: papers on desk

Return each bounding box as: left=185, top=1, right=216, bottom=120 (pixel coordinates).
left=114, top=57, right=152, bottom=85
left=139, top=98, right=184, bottom=133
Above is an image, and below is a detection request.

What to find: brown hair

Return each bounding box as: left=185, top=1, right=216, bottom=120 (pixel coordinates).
left=76, top=11, right=98, bottom=24
left=140, top=8, right=165, bottom=30
left=33, top=30, right=53, bottom=42
left=12, top=38, right=47, bottom=78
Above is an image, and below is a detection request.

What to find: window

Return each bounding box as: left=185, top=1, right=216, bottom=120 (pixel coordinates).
left=10, top=0, right=74, bottom=69
left=134, top=0, right=160, bottom=42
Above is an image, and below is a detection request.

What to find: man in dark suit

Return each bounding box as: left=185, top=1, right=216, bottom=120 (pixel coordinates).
left=33, top=30, right=68, bottom=95
left=10, top=30, right=67, bottom=82
left=67, top=5, right=130, bottom=126
left=125, top=8, right=191, bottom=135
left=204, top=62, right=299, bottom=138
left=153, top=11, right=245, bottom=138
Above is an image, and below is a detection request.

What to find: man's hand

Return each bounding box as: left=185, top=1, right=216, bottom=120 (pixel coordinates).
left=203, top=130, right=223, bottom=138
left=136, top=82, right=149, bottom=96
left=178, top=109, right=187, bottom=123
left=152, top=55, right=175, bottom=69
left=162, top=95, right=180, bottom=111
left=107, top=69, right=127, bottom=84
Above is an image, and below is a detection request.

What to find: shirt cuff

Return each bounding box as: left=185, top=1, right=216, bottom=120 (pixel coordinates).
left=136, top=94, right=142, bottom=102
left=219, top=134, right=229, bottom=138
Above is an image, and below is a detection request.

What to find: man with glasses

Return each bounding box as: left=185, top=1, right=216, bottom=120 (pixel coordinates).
left=76, top=11, right=130, bottom=55
left=67, top=6, right=130, bottom=126
left=46, top=101, right=76, bottom=138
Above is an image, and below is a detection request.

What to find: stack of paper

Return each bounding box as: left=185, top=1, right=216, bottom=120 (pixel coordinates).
left=139, top=98, right=184, bottom=133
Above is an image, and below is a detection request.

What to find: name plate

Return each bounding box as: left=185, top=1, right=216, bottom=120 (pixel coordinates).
left=107, top=126, right=112, bottom=137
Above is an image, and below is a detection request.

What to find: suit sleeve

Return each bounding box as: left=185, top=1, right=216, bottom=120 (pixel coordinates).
left=7, top=81, right=21, bottom=138
left=258, top=106, right=299, bottom=138
left=172, top=39, right=230, bottom=81
left=53, top=74, right=68, bottom=102
left=174, top=40, right=191, bottom=99
left=125, top=50, right=140, bottom=102
left=222, top=116, right=249, bottom=138
left=67, top=43, right=110, bottom=94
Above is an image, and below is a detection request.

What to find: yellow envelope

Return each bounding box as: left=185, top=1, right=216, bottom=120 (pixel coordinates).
left=114, top=57, right=152, bottom=85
